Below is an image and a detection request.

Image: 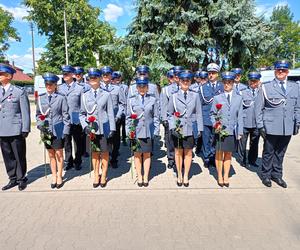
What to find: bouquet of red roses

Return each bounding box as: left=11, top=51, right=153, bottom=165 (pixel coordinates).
left=128, top=113, right=140, bottom=152
left=38, top=114, right=52, bottom=146
left=87, top=116, right=100, bottom=152
left=213, top=103, right=229, bottom=143
left=173, top=111, right=184, bottom=148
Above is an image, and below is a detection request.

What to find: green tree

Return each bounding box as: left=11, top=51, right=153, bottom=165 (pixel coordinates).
left=127, top=0, right=276, bottom=82
left=24, top=0, right=132, bottom=77
left=269, top=5, right=300, bottom=67
left=0, top=7, right=20, bottom=60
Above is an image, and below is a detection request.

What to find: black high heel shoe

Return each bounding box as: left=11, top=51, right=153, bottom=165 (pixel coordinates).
left=224, top=182, right=229, bottom=188
left=177, top=181, right=183, bottom=187
left=51, top=183, right=57, bottom=189
left=56, top=182, right=64, bottom=189
left=183, top=182, right=189, bottom=187
left=143, top=182, right=149, bottom=187
left=100, top=181, right=107, bottom=188
left=93, top=182, right=100, bottom=188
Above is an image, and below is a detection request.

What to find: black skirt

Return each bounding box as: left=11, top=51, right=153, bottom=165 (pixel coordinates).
left=214, top=135, right=237, bottom=152
left=135, top=138, right=152, bottom=153
left=45, top=137, right=64, bottom=150
left=172, top=135, right=194, bottom=149
left=88, top=134, right=111, bottom=152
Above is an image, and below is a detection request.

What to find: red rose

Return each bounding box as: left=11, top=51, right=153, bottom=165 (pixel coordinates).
left=216, top=103, right=223, bottom=110
left=129, top=131, right=136, bottom=139
left=130, top=113, right=138, bottom=119
left=174, top=112, right=181, bottom=117
left=214, top=121, right=221, bottom=129
left=88, top=116, right=96, bottom=123
left=39, top=114, right=46, bottom=121
left=89, top=133, right=96, bottom=141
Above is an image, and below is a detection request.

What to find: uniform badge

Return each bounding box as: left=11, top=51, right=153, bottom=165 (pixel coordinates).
left=7, top=95, right=12, bottom=102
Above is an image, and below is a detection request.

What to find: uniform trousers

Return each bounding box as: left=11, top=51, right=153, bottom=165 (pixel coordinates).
left=201, top=125, right=215, bottom=163
left=261, top=134, right=291, bottom=179
left=0, top=135, right=27, bottom=182
left=110, top=121, right=121, bottom=163
left=64, top=124, right=83, bottom=167
left=237, top=127, right=260, bottom=164
left=164, top=125, right=175, bottom=164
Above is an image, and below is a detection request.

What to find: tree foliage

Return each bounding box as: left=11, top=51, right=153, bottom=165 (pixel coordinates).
left=0, top=7, right=21, bottom=60
left=127, top=0, right=277, bottom=80
left=24, top=0, right=133, bottom=79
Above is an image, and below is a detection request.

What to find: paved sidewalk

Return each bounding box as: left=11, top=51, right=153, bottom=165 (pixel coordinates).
left=0, top=105, right=300, bottom=249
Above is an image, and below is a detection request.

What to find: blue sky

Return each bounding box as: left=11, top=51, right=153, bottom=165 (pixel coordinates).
left=0, top=0, right=299, bottom=73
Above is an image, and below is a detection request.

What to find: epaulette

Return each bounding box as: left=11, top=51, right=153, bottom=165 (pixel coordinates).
left=56, top=92, right=64, bottom=96
left=14, top=85, right=24, bottom=91
left=84, top=88, right=90, bottom=94
left=77, top=82, right=84, bottom=86
left=262, top=81, right=271, bottom=85
left=129, top=94, right=137, bottom=99
left=39, top=92, right=46, bottom=96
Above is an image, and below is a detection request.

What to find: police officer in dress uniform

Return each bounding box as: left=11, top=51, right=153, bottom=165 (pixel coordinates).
left=128, top=66, right=159, bottom=100
left=126, top=76, right=160, bottom=187
left=0, top=64, right=30, bottom=191
left=80, top=68, right=116, bottom=188
left=237, top=71, right=261, bottom=168
left=160, top=69, right=180, bottom=169
left=36, top=73, right=70, bottom=189
left=191, top=70, right=208, bottom=154
left=100, top=66, right=125, bottom=169
left=168, top=70, right=203, bottom=187
left=210, top=71, right=243, bottom=187
left=199, top=63, right=224, bottom=168
left=112, top=71, right=128, bottom=146
left=255, top=60, right=300, bottom=188
left=190, top=70, right=208, bottom=92
left=74, top=66, right=90, bottom=158
left=74, top=66, right=91, bottom=91
left=58, top=65, right=84, bottom=170
left=231, top=68, right=247, bottom=94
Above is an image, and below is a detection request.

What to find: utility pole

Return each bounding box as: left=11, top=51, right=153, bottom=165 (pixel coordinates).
left=63, top=6, right=69, bottom=65
left=30, top=22, right=36, bottom=76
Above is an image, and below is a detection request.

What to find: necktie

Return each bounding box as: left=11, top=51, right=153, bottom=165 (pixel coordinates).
left=106, top=84, right=109, bottom=90
left=252, top=89, right=255, bottom=96
left=236, top=84, right=239, bottom=92
left=212, top=84, right=215, bottom=92
left=2, top=88, right=5, bottom=97
left=142, top=95, right=145, bottom=105
left=280, top=81, right=286, bottom=94
left=227, top=94, right=230, bottom=104
left=67, top=84, right=71, bottom=90
left=48, top=95, right=52, bottom=103
left=184, top=91, right=187, bottom=100
left=94, top=90, right=97, bottom=98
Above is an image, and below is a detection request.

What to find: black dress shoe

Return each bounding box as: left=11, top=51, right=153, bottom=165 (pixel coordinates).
left=2, top=181, right=18, bottom=191
left=65, top=164, right=73, bottom=171
left=183, top=182, right=189, bottom=187
left=18, top=182, right=27, bottom=191
left=249, top=162, right=259, bottom=167
left=51, top=183, right=57, bottom=189
left=111, top=162, right=118, bottom=169
left=143, top=182, right=149, bottom=187
left=262, top=178, right=272, bottom=187
left=137, top=182, right=143, bottom=187
left=271, top=177, right=287, bottom=188
left=74, top=164, right=82, bottom=170
left=204, top=161, right=209, bottom=168
left=167, top=162, right=174, bottom=169
left=56, top=182, right=64, bottom=189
